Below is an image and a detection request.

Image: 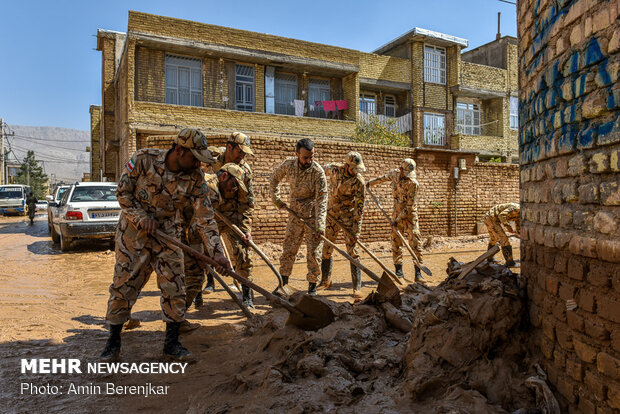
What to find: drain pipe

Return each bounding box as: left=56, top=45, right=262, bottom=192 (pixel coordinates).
left=453, top=167, right=459, bottom=236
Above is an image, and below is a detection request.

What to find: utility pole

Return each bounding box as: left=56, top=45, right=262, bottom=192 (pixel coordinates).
left=27, top=162, right=30, bottom=186
left=0, top=117, right=4, bottom=185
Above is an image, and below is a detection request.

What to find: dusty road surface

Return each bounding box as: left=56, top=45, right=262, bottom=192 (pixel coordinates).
left=1, top=214, right=523, bottom=413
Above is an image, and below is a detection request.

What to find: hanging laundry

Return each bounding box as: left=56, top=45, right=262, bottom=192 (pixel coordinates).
left=294, top=99, right=305, bottom=117
left=322, top=100, right=337, bottom=111
left=314, top=101, right=322, bottom=109
left=336, top=100, right=349, bottom=110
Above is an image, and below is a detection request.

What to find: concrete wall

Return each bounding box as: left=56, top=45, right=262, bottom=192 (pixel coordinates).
left=518, top=0, right=620, bottom=412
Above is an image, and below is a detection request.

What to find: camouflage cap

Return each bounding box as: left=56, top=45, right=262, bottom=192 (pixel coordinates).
left=227, top=132, right=254, bottom=156
left=219, top=163, right=247, bottom=192
left=345, top=151, right=366, bottom=174
left=176, top=128, right=215, bottom=164
left=401, top=158, right=416, bottom=178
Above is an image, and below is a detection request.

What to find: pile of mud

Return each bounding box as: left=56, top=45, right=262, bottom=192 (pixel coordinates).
left=191, top=260, right=547, bottom=413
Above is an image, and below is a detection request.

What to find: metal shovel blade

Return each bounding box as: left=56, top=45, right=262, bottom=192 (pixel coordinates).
left=285, top=294, right=336, bottom=331
left=376, top=271, right=402, bottom=308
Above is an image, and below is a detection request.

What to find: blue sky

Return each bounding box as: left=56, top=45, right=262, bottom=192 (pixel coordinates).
left=0, top=0, right=516, bottom=131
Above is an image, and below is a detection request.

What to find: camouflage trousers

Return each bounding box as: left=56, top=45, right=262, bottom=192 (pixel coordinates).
left=322, top=213, right=359, bottom=260
left=106, top=218, right=186, bottom=325
left=182, top=230, right=205, bottom=310
left=483, top=215, right=511, bottom=247
left=279, top=214, right=323, bottom=283
left=392, top=215, right=423, bottom=265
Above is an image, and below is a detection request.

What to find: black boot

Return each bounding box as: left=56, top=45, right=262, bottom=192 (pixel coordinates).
left=394, top=264, right=404, bottom=279
left=414, top=266, right=426, bottom=283
left=487, top=243, right=498, bottom=263
left=203, top=273, right=215, bottom=294
left=163, top=322, right=192, bottom=360
left=502, top=245, right=518, bottom=267
left=100, top=323, right=122, bottom=361
left=318, top=258, right=333, bottom=290
left=242, top=285, right=255, bottom=309
left=308, top=282, right=317, bottom=296
left=193, top=290, right=204, bottom=307
left=351, top=264, right=362, bottom=299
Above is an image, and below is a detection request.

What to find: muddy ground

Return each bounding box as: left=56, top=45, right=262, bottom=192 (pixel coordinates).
left=0, top=214, right=530, bottom=413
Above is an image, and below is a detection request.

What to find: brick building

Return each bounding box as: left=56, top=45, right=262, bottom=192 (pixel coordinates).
left=91, top=11, right=519, bottom=182
left=518, top=0, right=619, bottom=412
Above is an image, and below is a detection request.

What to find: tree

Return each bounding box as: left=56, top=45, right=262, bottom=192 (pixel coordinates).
left=15, top=151, right=48, bottom=198
left=352, top=114, right=410, bottom=147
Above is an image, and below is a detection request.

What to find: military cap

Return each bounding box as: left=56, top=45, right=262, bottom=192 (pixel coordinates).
left=176, top=128, right=215, bottom=164
left=219, top=163, right=247, bottom=192
left=401, top=158, right=416, bottom=178
left=345, top=151, right=366, bottom=174
left=228, top=132, right=254, bottom=156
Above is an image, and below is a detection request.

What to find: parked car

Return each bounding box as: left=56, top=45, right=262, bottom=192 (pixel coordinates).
left=49, top=182, right=120, bottom=251
left=46, top=185, right=70, bottom=242
left=35, top=200, right=48, bottom=211
left=0, top=184, right=32, bottom=216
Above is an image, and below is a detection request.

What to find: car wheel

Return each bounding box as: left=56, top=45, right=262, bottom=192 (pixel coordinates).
left=50, top=224, right=60, bottom=243
left=60, top=233, right=72, bottom=252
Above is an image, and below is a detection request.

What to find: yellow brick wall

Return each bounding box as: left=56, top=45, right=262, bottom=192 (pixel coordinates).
left=254, top=64, right=265, bottom=113
left=135, top=47, right=165, bottom=103
left=358, top=53, right=411, bottom=83
left=342, top=73, right=359, bottom=121
left=128, top=11, right=360, bottom=66
left=89, top=106, right=102, bottom=182
left=424, top=83, right=448, bottom=110
left=101, top=37, right=118, bottom=179
left=460, top=61, right=507, bottom=92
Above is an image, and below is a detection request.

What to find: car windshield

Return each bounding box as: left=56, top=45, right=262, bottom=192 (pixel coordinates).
left=56, top=187, right=68, bottom=200
left=70, top=186, right=118, bottom=202
left=0, top=188, right=24, bottom=199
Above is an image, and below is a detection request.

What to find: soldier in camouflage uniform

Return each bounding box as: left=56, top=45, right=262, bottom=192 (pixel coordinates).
left=270, top=138, right=328, bottom=295
left=100, top=128, right=231, bottom=361
left=320, top=151, right=366, bottom=299
left=483, top=202, right=520, bottom=266
left=186, top=132, right=255, bottom=308
left=184, top=162, right=253, bottom=309
left=367, top=158, right=425, bottom=282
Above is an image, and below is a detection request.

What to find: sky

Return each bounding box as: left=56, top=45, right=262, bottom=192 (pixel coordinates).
left=0, top=0, right=517, bottom=132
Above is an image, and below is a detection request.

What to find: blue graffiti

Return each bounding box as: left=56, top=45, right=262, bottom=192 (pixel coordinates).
left=585, top=38, right=604, bottom=66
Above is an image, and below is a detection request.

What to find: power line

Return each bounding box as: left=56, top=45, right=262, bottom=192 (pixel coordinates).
left=12, top=135, right=88, bottom=152
left=11, top=133, right=90, bottom=143
left=10, top=144, right=87, bottom=163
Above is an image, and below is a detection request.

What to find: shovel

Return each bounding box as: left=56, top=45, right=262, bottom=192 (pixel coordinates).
left=366, top=187, right=432, bottom=277
left=282, top=204, right=400, bottom=305
left=214, top=211, right=291, bottom=297
left=154, top=229, right=335, bottom=330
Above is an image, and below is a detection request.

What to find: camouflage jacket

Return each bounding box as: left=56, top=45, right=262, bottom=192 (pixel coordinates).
left=206, top=147, right=254, bottom=234
left=369, top=169, right=420, bottom=223
left=270, top=157, right=328, bottom=232
left=324, top=163, right=365, bottom=236
left=202, top=172, right=243, bottom=234
left=117, top=148, right=223, bottom=257
left=487, top=203, right=520, bottom=232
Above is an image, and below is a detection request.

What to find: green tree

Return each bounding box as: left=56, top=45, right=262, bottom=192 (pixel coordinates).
left=15, top=151, right=48, bottom=198
left=352, top=114, right=410, bottom=147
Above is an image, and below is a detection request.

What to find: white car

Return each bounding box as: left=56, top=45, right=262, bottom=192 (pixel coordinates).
left=50, top=182, right=120, bottom=251
left=46, top=185, right=70, bottom=242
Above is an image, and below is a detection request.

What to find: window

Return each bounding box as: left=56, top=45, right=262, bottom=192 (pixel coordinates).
left=456, top=102, right=481, bottom=135
left=70, top=186, right=118, bottom=202
left=510, top=96, right=518, bottom=130
left=384, top=95, right=396, bottom=117
left=235, top=64, right=255, bottom=112
left=308, top=78, right=330, bottom=118
left=424, top=45, right=446, bottom=84
left=424, top=113, right=446, bottom=145
left=275, top=73, right=297, bottom=115
left=359, top=94, right=376, bottom=115
left=165, top=55, right=202, bottom=107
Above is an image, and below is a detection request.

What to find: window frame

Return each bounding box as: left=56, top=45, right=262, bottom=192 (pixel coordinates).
left=308, top=78, right=331, bottom=118
left=274, top=72, right=298, bottom=116
left=359, top=93, right=377, bottom=115
left=424, top=44, right=447, bottom=84
left=510, top=96, right=519, bottom=130
left=424, top=112, right=446, bottom=146
left=384, top=94, right=396, bottom=117
left=456, top=102, right=481, bottom=135
left=235, top=64, right=255, bottom=112
left=165, top=55, right=203, bottom=107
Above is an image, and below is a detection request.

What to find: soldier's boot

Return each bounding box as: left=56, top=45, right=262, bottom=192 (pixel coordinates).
left=308, top=282, right=317, bottom=296
left=486, top=243, right=498, bottom=263
left=99, top=323, right=122, bottom=361
left=163, top=322, right=192, bottom=360
left=193, top=291, right=204, bottom=308
left=502, top=246, right=519, bottom=267
left=351, top=264, right=363, bottom=300
left=179, top=319, right=201, bottom=333
left=414, top=266, right=427, bottom=284
left=242, top=285, right=255, bottom=309
left=394, top=264, right=404, bottom=279
left=203, top=273, right=215, bottom=294
left=273, top=275, right=289, bottom=295
left=317, top=258, right=333, bottom=290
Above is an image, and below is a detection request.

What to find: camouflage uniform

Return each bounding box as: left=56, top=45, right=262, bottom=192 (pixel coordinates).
left=270, top=157, right=328, bottom=283
left=106, top=145, right=223, bottom=326
left=368, top=159, right=423, bottom=266
left=483, top=203, right=520, bottom=247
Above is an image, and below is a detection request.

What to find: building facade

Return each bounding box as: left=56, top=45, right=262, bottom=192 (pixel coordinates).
left=91, top=11, right=519, bottom=181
